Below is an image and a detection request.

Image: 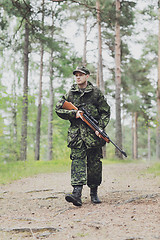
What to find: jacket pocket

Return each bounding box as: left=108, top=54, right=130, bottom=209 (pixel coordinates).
left=67, top=127, right=82, bottom=148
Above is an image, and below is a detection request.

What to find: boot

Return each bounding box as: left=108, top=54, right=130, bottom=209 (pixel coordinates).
left=90, top=187, right=101, bottom=204
left=65, top=185, right=83, bottom=206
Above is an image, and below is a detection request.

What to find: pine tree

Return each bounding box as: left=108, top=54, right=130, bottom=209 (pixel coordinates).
left=157, top=0, right=160, bottom=160
left=48, top=8, right=55, bottom=161
left=115, top=0, right=122, bottom=158
left=20, top=21, right=30, bottom=161
left=35, top=0, right=45, bottom=161
left=96, top=0, right=104, bottom=93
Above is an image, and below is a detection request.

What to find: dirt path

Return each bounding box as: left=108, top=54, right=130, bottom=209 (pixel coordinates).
left=0, top=162, right=160, bottom=240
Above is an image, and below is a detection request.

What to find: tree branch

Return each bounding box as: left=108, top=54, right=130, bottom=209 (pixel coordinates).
left=51, top=0, right=97, bottom=11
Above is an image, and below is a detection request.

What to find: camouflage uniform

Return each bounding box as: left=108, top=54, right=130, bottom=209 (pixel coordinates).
left=55, top=81, right=110, bottom=188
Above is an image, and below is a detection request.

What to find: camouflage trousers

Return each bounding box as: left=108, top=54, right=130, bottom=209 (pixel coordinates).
left=70, top=143, right=103, bottom=188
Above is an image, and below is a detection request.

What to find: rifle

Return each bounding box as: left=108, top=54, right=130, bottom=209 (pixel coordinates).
left=62, top=100, right=127, bottom=158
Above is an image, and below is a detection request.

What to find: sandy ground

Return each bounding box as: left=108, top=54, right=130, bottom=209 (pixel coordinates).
left=0, top=162, right=159, bottom=240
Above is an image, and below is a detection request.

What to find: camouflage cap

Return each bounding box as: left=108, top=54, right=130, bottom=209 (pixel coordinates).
left=73, top=66, right=90, bottom=75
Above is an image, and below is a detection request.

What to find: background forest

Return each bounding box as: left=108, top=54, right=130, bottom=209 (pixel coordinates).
left=0, top=0, right=160, bottom=166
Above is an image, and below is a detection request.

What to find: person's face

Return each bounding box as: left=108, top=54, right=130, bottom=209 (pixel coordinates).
left=75, top=72, right=89, bottom=88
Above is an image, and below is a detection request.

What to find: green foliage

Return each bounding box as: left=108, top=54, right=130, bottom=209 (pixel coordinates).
left=141, top=34, right=158, bottom=65
left=141, top=4, right=158, bottom=20
left=101, top=0, right=136, bottom=65
left=99, top=0, right=115, bottom=28
left=120, top=1, right=136, bottom=34
left=100, top=0, right=136, bottom=31
left=122, top=57, right=155, bottom=116
left=137, top=118, right=156, bottom=159
left=0, top=115, right=6, bottom=159
left=0, top=12, right=9, bottom=30
left=147, top=163, right=160, bottom=176
left=52, top=113, right=70, bottom=160
left=1, top=0, right=32, bottom=18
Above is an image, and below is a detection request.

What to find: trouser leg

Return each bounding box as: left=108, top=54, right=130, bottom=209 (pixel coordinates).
left=70, top=146, right=87, bottom=186
left=87, top=147, right=103, bottom=188
left=87, top=147, right=103, bottom=204
left=65, top=146, right=86, bottom=206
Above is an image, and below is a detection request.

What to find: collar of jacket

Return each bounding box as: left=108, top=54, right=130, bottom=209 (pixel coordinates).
left=71, top=81, right=93, bottom=93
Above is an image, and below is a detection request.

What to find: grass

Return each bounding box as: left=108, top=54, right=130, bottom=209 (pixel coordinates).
left=103, top=157, right=132, bottom=164
left=0, top=159, right=71, bottom=185
left=146, top=162, right=160, bottom=176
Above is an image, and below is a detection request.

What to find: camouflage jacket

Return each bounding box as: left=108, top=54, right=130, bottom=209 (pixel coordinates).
left=55, top=81, right=110, bottom=149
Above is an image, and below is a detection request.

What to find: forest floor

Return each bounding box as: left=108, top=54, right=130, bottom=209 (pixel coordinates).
left=0, top=162, right=160, bottom=240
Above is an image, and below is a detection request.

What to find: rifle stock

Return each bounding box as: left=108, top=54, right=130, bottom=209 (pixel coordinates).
left=62, top=101, right=78, bottom=111
left=62, top=100, right=127, bottom=158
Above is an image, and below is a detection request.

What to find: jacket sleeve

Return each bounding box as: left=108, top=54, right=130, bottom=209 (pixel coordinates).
left=55, top=94, right=77, bottom=120
left=97, top=90, right=110, bottom=129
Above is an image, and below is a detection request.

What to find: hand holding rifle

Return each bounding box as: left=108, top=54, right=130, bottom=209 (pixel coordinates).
left=76, top=110, right=84, bottom=120
left=76, top=110, right=102, bottom=138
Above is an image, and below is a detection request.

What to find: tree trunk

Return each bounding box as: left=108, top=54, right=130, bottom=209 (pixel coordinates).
left=115, top=0, right=122, bottom=158
left=96, top=0, right=104, bottom=94
left=12, top=66, right=17, bottom=143
left=133, top=112, right=138, bottom=159
left=48, top=55, right=54, bottom=161
left=20, top=22, right=29, bottom=161
left=48, top=9, right=55, bottom=161
left=148, top=127, right=151, bottom=162
left=132, top=112, right=134, bottom=159
left=83, top=11, right=87, bottom=67
left=35, top=0, right=44, bottom=160
left=156, top=2, right=160, bottom=161
left=96, top=0, right=106, bottom=158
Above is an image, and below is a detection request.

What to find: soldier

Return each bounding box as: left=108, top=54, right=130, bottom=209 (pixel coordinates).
left=55, top=66, right=110, bottom=206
